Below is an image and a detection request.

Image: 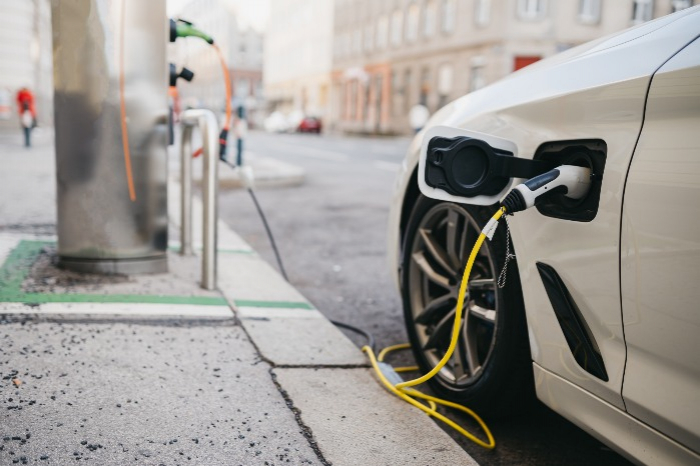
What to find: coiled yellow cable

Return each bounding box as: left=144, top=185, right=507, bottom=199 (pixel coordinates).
left=363, top=206, right=507, bottom=449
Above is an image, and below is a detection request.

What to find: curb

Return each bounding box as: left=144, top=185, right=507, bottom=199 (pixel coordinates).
left=186, top=151, right=306, bottom=190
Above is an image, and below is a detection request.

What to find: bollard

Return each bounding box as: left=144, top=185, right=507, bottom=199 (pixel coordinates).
left=180, top=109, right=219, bottom=290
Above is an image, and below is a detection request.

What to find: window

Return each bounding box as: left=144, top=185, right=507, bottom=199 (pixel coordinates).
left=671, top=0, right=692, bottom=12
left=376, top=15, right=389, bottom=50
left=632, top=0, right=654, bottom=23
left=353, top=28, right=362, bottom=55
left=391, top=71, right=399, bottom=116
left=475, top=0, right=491, bottom=26
left=419, top=67, right=430, bottom=106
left=403, top=68, right=412, bottom=112
left=341, top=32, right=350, bottom=58
left=406, top=4, right=420, bottom=43
left=373, top=74, right=383, bottom=127
left=441, top=0, right=456, bottom=33
left=391, top=9, right=403, bottom=46
left=517, top=0, right=547, bottom=19
left=424, top=0, right=438, bottom=38
left=437, top=63, right=453, bottom=108
left=469, top=57, right=486, bottom=92
left=578, top=0, right=601, bottom=23
left=364, top=24, right=374, bottom=53
left=334, top=37, right=341, bottom=58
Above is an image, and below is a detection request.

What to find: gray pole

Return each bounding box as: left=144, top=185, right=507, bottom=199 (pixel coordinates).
left=180, top=125, right=194, bottom=256
left=201, top=111, right=219, bottom=290
left=180, top=109, right=219, bottom=290
left=51, top=0, right=169, bottom=274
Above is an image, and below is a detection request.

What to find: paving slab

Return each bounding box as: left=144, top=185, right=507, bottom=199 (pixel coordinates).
left=275, top=367, right=478, bottom=466
left=218, top=254, right=310, bottom=306
left=238, top=307, right=368, bottom=366
left=0, top=319, right=321, bottom=465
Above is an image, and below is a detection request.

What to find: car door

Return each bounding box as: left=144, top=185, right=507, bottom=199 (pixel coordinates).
left=620, top=36, right=700, bottom=453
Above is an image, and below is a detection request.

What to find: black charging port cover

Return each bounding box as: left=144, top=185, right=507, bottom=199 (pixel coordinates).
left=425, top=136, right=513, bottom=197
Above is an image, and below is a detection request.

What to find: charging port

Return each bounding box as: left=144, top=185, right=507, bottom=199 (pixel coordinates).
left=532, top=139, right=606, bottom=222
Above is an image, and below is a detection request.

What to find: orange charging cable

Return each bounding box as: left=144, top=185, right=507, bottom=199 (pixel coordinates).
left=213, top=43, right=232, bottom=132
left=119, top=0, right=136, bottom=201
left=193, top=43, right=233, bottom=159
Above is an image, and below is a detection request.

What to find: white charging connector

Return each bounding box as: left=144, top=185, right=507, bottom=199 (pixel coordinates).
left=501, top=165, right=591, bottom=213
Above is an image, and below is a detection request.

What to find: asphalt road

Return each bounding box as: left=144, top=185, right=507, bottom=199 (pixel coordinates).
left=219, top=130, right=633, bottom=466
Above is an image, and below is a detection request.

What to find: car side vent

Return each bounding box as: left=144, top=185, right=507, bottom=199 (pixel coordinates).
left=536, top=262, right=609, bottom=382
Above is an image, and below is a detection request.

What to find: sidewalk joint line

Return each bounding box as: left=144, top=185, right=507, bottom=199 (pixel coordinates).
left=223, top=295, right=331, bottom=466
left=269, top=368, right=332, bottom=466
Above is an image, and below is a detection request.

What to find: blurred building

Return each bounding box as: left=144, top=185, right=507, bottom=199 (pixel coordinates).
left=0, top=0, right=52, bottom=132
left=264, top=0, right=334, bottom=122
left=171, top=0, right=264, bottom=126
left=329, top=0, right=698, bottom=135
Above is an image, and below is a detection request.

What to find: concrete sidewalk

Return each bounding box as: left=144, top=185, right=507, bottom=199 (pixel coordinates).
left=0, top=136, right=477, bottom=465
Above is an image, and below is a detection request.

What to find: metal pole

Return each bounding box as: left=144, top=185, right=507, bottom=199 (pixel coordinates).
left=180, top=124, right=194, bottom=256
left=52, top=0, right=169, bottom=274
left=180, top=109, right=219, bottom=290
left=200, top=111, right=219, bottom=290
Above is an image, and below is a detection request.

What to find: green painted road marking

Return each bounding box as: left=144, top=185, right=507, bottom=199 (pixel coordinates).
left=0, top=240, right=227, bottom=306
left=0, top=240, right=313, bottom=310
left=0, top=240, right=48, bottom=299
left=234, top=300, right=314, bottom=310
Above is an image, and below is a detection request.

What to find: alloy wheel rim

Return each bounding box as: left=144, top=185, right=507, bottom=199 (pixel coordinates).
left=408, top=203, right=499, bottom=387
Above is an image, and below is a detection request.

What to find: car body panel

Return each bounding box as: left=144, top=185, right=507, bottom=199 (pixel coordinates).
left=620, top=37, right=700, bottom=453
left=534, top=363, right=700, bottom=465
left=388, top=7, right=700, bottom=415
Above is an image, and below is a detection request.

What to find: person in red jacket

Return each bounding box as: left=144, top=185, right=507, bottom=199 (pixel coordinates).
left=16, top=87, right=36, bottom=147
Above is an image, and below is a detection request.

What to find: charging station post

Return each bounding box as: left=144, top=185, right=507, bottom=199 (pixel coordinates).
left=51, top=0, right=169, bottom=274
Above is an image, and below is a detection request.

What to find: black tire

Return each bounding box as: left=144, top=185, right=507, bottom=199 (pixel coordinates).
left=401, top=194, right=533, bottom=417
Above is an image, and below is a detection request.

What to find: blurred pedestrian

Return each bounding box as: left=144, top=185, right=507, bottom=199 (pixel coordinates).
left=16, top=87, right=36, bottom=147
left=409, top=103, right=430, bottom=134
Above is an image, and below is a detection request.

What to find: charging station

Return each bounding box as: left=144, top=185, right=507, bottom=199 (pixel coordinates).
left=51, top=0, right=169, bottom=274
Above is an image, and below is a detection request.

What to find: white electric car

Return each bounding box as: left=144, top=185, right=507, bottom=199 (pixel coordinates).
left=388, top=8, right=700, bottom=465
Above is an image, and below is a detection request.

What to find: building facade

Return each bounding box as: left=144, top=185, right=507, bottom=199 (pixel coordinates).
left=329, top=0, right=697, bottom=135
left=264, top=0, right=335, bottom=120
left=0, top=0, right=52, bottom=132
left=172, top=0, right=264, bottom=126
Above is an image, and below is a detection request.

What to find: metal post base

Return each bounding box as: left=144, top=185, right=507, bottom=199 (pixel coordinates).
left=58, top=255, right=168, bottom=275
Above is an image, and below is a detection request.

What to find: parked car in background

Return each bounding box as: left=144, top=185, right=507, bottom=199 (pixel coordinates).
left=388, top=8, right=700, bottom=465
left=298, top=116, right=322, bottom=133
left=264, top=111, right=291, bottom=133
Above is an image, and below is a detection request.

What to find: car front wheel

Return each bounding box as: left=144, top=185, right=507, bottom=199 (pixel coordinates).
left=401, top=194, right=533, bottom=416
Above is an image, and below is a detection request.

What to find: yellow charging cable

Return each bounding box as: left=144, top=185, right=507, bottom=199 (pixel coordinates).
left=378, top=343, right=418, bottom=373
left=362, top=205, right=506, bottom=450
